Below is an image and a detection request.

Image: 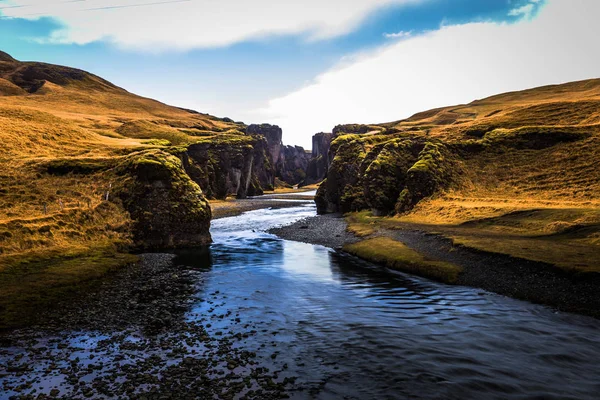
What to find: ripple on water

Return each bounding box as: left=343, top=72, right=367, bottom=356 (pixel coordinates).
left=2, top=205, right=600, bottom=399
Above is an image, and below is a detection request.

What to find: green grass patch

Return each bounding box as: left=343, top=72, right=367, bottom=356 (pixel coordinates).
left=344, top=237, right=462, bottom=284
left=0, top=244, right=138, bottom=330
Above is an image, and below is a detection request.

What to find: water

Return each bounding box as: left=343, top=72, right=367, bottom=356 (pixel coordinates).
left=2, top=203, right=600, bottom=399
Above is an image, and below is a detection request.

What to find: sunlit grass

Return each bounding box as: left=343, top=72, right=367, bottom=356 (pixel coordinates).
left=344, top=237, right=462, bottom=283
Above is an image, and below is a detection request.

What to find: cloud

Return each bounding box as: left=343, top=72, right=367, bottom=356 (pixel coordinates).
left=258, top=0, right=599, bottom=147
left=0, top=0, right=418, bottom=50
left=383, top=30, right=412, bottom=39
left=508, top=4, right=535, bottom=18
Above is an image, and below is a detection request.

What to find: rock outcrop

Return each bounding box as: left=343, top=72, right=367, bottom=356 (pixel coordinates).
left=115, top=150, right=212, bottom=249
left=278, top=145, right=311, bottom=185
left=247, top=124, right=283, bottom=167
left=245, top=124, right=310, bottom=187
left=315, top=134, right=458, bottom=216
left=305, top=132, right=333, bottom=185
left=183, top=138, right=256, bottom=199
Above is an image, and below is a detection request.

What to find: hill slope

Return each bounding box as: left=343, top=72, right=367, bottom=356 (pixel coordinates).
left=0, top=52, right=266, bottom=328
left=318, top=79, right=600, bottom=274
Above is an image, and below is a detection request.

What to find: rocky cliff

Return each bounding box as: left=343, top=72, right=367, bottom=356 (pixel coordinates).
left=278, top=145, right=311, bottom=185
left=315, top=133, right=457, bottom=215
left=116, top=151, right=212, bottom=249
left=182, top=136, right=260, bottom=199
left=244, top=124, right=310, bottom=188
left=305, top=132, right=333, bottom=185
left=315, top=80, right=600, bottom=217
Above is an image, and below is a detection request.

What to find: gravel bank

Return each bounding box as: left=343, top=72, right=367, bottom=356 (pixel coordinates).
left=0, top=253, right=297, bottom=399
left=388, top=229, right=600, bottom=319
left=211, top=199, right=312, bottom=219
left=268, top=214, right=358, bottom=250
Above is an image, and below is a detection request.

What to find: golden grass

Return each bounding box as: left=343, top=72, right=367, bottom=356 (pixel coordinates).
left=331, top=80, right=600, bottom=274
left=344, top=237, right=462, bottom=283
left=0, top=56, right=248, bottom=328
left=346, top=211, right=378, bottom=237
left=263, top=183, right=321, bottom=195
left=370, top=198, right=600, bottom=273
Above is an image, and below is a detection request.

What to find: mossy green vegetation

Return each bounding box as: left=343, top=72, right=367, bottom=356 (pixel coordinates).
left=345, top=211, right=378, bottom=237
left=396, top=141, right=456, bottom=213
left=319, top=134, right=457, bottom=215
left=344, top=237, right=462, bottom=284
left=0, top=244, right=137, bottom=330
left=363, top=139, right=420, bottom=214
left=115, top=150, right=212, bottom=249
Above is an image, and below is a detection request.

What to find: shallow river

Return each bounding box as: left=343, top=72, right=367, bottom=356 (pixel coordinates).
left=2, top=202, right=600, bottom=399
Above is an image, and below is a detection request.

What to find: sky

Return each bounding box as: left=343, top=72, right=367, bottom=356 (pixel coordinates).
left=1, top=0, right=598, bottom=148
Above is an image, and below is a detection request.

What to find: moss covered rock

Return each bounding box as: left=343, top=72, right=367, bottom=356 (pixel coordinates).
left=395, top=142, right=455, bottom=213
left=363, top=139, right=422, bottom=215
left=115, top=150, right=211, bottom=249
left=317, top=134, right=458, bottom=215
left=316, top=135, right=368, bottom=213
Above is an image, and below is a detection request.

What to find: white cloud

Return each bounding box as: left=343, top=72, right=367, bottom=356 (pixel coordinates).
left=508, top=4, right=535, bottom=18
left=258, top=0, right=600, bottom=147
left=384, top=30, right=412, bottom=39
left=1, top=0, right=418, bottom=50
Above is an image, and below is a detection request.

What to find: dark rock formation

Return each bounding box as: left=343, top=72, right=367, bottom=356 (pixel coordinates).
left=249, top=135, right=276, bottom=194
left=245, top=124, right=310, bottom=187
left=316, top=134, right=457, bottom=216
left=181, top=137, right=257, bottom=199
left=305, top=132, right=333, bottom=184
left=247, top=124, right=283, bottom=167
left=278, top=145, right=311, bottom=185
left=115, top=151, right=212, bottom=249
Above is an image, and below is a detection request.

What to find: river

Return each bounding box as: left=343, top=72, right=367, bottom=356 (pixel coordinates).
left=2, top=201, right=600, bottom=399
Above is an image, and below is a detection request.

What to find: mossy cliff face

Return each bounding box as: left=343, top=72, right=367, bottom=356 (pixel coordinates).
left=305, top=132, right=333, bottom=185
left=316, top=133, right=457, bottom=215
left=278, top=145, right=311, bottom=185
left=247, top=124, right=282, bottom=168
left=315, top=134, right=368, bottom=213
left=183, top=136, right=257, bottom=199
left=115, top=150, right=211, bottom=249
left=249, top=135, right=276, bottom=194
left=246, top=124, right=310, bottom=187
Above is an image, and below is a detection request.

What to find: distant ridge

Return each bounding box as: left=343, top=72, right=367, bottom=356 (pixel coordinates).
left=0, top=51, right=123, bottom=93
left=0, top=50, right=17, bottom=62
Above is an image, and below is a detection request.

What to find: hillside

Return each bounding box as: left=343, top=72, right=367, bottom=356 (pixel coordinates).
left=317, top=79, right=600, bottom=275
left=0, top=52, right=290, bottom=328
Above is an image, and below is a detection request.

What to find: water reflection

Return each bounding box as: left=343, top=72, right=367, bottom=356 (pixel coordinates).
left=177, top=206, right=600, bottom=399
left=2, top=204, right=600, bottom=399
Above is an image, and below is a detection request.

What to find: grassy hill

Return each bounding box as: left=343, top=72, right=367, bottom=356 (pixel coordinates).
left=320, top=79, right=600, bottom=275
left=0, top=52, right=245, bottom=328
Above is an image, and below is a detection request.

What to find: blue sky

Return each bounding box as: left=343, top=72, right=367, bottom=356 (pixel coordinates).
left=2, top=0, right=598, bottom=147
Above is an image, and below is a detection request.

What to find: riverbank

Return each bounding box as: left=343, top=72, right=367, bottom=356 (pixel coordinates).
left=270, top=214, right=600, bottom=319
left=269, top=213, right=357, bottom=249
left=0, top=252, right=295, bottom=399
left=210, top=188, right=316, bottom=219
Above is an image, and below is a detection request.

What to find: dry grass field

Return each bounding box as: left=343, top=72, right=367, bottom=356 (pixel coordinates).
left=343, top=79, right=600, bottom=273
left=0, top=52, right=242, bottom=328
